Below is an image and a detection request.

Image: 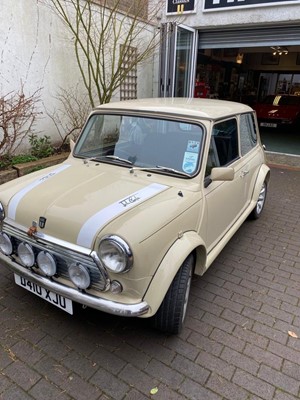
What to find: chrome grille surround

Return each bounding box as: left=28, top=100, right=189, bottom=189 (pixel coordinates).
left=2, top=221, right=110, bottom=292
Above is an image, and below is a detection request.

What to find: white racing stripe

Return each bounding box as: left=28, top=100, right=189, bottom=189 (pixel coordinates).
left=8, top=164, right=71, bottom=220
left=77, top=183, right=168, bottom=248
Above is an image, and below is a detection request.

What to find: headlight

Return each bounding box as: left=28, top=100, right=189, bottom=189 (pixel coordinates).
left=98, top=235, right=133, bottom=273
left=37, top=251, right=57, bottom=276
left=0, top=232, right=13, bottom=255
left=18, top=242, right=35, bottom=267
left=0, top=202, right=5, bottom=221
left=68, top=262, right=91, bottom=289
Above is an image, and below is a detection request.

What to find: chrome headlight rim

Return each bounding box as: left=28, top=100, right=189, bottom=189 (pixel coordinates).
left=98, top=235, right=133, bottom=273
left=0, top=232, right=13, bottom=255
left=0, top=202, right=5, bottom=222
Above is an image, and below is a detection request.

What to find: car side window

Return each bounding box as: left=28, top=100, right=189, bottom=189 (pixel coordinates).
left=240, top=113, right=257, bottom=156
left=205, top=118, right=239, bottom=177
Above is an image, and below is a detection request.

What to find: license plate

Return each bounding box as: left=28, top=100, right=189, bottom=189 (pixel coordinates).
left=14, top=274, right=73, bottom=314
left=260, top=122, right=277, bottom=128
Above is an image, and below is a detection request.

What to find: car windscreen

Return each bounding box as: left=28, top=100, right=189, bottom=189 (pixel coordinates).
left=74, top=114, right=204, bottom=176
left=278, top=96, right=300, bottom=106
left=261, top=95, right=276, bottom=105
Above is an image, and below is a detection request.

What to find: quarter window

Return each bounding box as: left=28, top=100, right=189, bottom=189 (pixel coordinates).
left=240, top=113, right=257, bottom=156
left=205, top=118, right=239, bottom=176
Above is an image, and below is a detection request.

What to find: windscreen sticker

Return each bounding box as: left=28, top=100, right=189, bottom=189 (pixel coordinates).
left=77, top=183, right=169, bottom=248
left=186, top=140, right=200, bottom=153
left=182, top=152, right=198, bottom=174
left=7, top=164, right=71, bottom=220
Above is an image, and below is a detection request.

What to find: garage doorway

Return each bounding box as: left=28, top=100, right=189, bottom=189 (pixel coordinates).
left=159, top=24, right=300, bottom=157
left=196, top=26, right=300, bottom=156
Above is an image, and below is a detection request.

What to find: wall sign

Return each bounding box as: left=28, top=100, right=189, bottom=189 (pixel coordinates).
left=203, top=0, right=300, bottom=12
left=167, top=0, right=196, bottom=14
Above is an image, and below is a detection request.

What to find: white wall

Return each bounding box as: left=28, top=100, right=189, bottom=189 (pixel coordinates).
left=1, top=0, right=76, bottom=150
left=0, top=0, right=156, bottom=152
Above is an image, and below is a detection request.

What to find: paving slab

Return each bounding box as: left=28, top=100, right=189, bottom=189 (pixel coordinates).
left=0, top=166, right=300, bottom=400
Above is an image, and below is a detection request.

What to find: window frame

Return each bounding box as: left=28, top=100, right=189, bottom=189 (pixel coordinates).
left=205, top=117, right=239, bottom=178
left=239, top=112, right=258, bottom=156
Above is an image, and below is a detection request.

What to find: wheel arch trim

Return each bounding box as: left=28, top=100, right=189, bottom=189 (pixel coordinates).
left=252, top=163, right=270, bottom=202
left=142, top=231, right=206, bottom=317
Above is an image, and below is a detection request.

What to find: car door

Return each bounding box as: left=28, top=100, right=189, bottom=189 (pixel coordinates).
left=202, top=118, right=249, bottom=252
left=238, top=112, right=262, bottom=206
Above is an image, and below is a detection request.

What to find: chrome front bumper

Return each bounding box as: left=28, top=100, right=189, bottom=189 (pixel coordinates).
left=0, top=253, right=150, bottom=317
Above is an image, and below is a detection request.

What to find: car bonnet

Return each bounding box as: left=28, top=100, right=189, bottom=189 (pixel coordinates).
left=2, top=161, right=197, bottom=249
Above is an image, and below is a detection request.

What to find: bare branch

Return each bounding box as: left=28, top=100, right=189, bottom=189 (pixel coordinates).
left=0, top=88, right=41, bottom=156
left=45, top=85, right=90, bottom=150
left=48, top=0, right=161, bottom=105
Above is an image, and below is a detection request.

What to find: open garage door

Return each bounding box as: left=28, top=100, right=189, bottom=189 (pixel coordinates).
left=197, top=24, right=300, bottom=159
left=198, top=25, right=300, bottom=49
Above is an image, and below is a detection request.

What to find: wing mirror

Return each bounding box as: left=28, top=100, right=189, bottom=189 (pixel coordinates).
left=204, top=167, right=234, bottom=188
left=211, top=167, right=234, bottom=182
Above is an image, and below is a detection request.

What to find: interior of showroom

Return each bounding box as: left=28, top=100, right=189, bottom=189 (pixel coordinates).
left=195, top=26, right=300, bottom=106
left=200, top=28, right=300, bottom=156
left=160, top=24, right=300, bottom=156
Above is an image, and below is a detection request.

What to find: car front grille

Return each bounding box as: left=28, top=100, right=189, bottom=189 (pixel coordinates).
left=2, top=223, right=108, bottom=291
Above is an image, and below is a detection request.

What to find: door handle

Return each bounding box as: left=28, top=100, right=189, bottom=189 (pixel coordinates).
left=240, top=170, right=249, bottom=178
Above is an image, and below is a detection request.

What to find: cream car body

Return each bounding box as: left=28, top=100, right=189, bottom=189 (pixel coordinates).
left=0, top=98, right=270, bottom=333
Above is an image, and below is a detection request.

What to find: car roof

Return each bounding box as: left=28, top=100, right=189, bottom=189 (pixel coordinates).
left=95, top=98, right=253, bottom=120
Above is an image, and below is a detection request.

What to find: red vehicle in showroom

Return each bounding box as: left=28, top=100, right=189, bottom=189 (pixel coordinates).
left=254, top=94, right=300, bottom=129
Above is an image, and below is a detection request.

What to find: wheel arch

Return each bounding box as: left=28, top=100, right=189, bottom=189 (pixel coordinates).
left=142, top=231, right=207, bottom=317
left=252, top=164, right=270, bottom=202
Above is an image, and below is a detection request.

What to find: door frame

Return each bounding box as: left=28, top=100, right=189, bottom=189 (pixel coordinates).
left=159, top=23, right=198, bottom=98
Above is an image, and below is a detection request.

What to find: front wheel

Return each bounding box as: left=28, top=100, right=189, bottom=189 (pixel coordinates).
left=152, top=254, right=194, bottom=334
left=249, top=181, right=267, bottom=220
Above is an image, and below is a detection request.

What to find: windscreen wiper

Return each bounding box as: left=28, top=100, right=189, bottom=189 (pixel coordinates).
left=156, top=165, right=190, bottom=177
left=129, top=165, right=190, bottom=177
left=92, top=155, right=133, bottom=165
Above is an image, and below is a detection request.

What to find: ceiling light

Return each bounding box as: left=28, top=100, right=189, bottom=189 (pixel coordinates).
left=270, top=46, right=288, bottom=56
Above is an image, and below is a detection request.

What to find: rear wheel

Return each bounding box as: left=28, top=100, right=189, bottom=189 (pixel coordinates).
left=249, top=181, right=267, bottom=220
left=153, top=254, right=194, bottom=334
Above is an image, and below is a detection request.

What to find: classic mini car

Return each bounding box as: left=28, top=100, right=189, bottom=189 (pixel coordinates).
left=254, top=94, right=300, bottom=129
left=0, top=98, right=270, bottom=334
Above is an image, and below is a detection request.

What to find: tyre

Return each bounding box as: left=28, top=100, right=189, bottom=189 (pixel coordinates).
left=152, top=254, right=194, bottom=334
left=249, top=181, right=267, bottom=220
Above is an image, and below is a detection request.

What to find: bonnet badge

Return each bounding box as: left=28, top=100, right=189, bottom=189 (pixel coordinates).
left=39, top=217, right=47, bottom=229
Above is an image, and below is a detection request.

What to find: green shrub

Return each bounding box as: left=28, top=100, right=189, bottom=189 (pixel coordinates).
left=0, top=154, right=12, bottom=170
left=29, top=134, right=54, bottom=159
left=11, top=155, right=38, bottom=164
